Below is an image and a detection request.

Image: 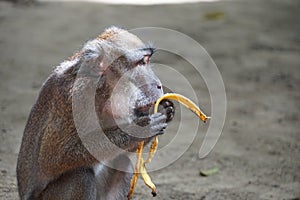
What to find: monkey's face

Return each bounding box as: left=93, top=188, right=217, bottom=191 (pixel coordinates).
left=87, top=27, right=164, bottom=127
left=102, top=46, right=163, bottom=126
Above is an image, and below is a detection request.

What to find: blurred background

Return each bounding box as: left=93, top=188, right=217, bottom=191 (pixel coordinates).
left=0, top=0, right=299, bottom=199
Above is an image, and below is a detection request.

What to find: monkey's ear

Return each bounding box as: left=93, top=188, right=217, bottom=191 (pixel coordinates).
left=79, top=40, right=108, bottom=77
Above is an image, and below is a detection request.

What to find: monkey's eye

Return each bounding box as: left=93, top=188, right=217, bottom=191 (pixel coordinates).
left=136, top=55, right=151, bottom=66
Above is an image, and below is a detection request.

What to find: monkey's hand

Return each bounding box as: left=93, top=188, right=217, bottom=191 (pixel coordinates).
left=157, top=99, right=175, bottom=123
left=103, top=113, right=167, bottom=151
left=131, top=113, right=167, bottom=139
left=129, top=99, right=175, bottom=139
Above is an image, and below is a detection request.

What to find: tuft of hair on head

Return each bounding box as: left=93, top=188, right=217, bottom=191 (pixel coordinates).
left=97, top=26, right=127, bottom=41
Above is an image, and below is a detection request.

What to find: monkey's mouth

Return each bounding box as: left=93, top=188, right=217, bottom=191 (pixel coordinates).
left=138, top=103, right=154, bottom=112
left=135, top=102, right=155, bottom=116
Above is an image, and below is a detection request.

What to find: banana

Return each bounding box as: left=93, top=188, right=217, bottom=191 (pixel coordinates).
left=154, top=93, right=210, bottom=123
left=140, top=157, right=157, bottom=196
left=144, top=135, right=158, bottom=164
left=127, top=141, right=144, bottom=200
left=128, top=93, right=210, bottom=199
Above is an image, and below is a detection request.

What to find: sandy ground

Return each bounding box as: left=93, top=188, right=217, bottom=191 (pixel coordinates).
left=0, top=0, right=299, bottom=199
left=40, top=0, right=220, bottom=5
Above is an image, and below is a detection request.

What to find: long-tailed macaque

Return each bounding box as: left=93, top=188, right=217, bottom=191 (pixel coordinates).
left=17, top=27, right=174, bottom=200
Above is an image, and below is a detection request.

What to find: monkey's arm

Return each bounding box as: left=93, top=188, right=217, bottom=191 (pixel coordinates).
left=95, top=155, right=133, bottom=200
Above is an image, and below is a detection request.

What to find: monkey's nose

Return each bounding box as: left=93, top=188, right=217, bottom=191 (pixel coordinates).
left=157, top=85, right=162, bottom=90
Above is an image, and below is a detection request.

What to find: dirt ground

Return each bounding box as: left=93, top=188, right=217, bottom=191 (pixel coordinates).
left=0, top=0, right=299, bottom=199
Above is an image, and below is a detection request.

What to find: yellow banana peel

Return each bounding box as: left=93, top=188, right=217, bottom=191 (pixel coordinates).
left=128, top=93, right=210, bottom=199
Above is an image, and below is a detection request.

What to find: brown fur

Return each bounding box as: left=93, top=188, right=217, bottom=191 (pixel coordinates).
left=16, top=27, right=174, bottom=200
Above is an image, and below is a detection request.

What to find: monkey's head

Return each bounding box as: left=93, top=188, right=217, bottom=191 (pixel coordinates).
left=72, top=27, right=164, bottom=128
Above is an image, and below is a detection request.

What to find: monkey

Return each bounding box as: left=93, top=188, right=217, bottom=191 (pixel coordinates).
left=16, top=27, right=175, bottom=200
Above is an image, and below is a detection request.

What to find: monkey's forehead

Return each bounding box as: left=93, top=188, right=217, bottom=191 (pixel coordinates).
left=97, top=27, right=145, bottom=50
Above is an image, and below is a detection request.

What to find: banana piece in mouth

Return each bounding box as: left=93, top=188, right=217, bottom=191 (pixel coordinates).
left=128, top=93, right=210, bottom=199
